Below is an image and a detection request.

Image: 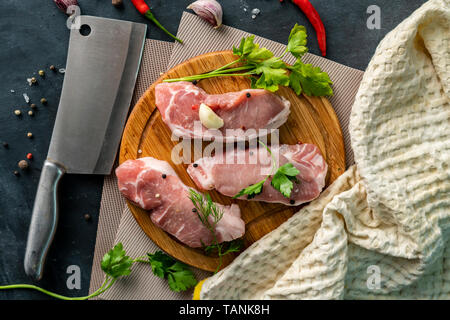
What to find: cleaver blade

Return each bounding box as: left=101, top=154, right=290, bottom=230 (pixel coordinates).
left=24, top=16, right=147, bottom=280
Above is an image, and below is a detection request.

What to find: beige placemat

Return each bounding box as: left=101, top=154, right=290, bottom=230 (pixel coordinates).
left=89, top=12, right=364, bottom=300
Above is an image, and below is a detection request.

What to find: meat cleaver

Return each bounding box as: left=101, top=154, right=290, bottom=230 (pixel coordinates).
left=24, top=16, right=147, bottom=280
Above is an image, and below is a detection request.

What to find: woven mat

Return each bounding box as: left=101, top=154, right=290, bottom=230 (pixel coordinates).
left=88, top=12, right=364, bottom=300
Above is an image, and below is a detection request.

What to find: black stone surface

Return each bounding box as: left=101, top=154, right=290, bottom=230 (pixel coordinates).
left=0, top=0, right=426, bottom=300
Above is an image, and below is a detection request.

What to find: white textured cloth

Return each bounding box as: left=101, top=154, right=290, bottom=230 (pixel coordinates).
left=200, top=0, right=450, bottom=299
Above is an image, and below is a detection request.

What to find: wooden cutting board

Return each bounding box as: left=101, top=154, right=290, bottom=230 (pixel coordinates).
left=119, top=51, right=345, bottom=272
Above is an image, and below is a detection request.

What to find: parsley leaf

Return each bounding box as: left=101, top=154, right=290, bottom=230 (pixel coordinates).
left=271, top=163, right=300, bottom=198
left=277, top=163, right=301, bottom=177
left=147, top=251, right=176, bottom=278
left=101, top=243, right=133, bottom=278
left=233, top=36, right=289, bottom=92
left=233, top=35, right=273, bottom=63
left=233, top=35, right=257, bottom=58
left=147, top=251, right=197, bottom=292
left=287, top=24, right=308, bottom=58
left=271, top=172, right=294, bottom=198
left=167, top=263, right=198, bottom=292
left=247, top=46, right=274, bottom=62
left=253, top=57, right=290, bottom=92
left=289, top=59, right=333, bottom=96
left=233, top=178, right=267, bottom=199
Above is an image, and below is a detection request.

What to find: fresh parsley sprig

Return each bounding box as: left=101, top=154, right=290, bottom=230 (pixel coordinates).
left=164, top=24, right=333, bottom=97
left=233, top=141, right=300, bottom=200
left=0, top=243, right=197, bottom=299
left=143, top=251, right=197, bottom=292
left=188, top=189, right=243, bottom=273
left=271, top=163, right=300, bottom=198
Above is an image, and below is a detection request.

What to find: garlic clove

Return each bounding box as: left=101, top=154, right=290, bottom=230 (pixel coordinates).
left=199, top=103, right=224, bottom=129
left=187, top=0, right=223, bottom=29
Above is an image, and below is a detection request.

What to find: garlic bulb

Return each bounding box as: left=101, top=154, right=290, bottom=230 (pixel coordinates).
left=54, top=0, right=79, bottom=15
left=199, top=103, right=224, bottom=129
left=187, top=0, right=223, bottom=29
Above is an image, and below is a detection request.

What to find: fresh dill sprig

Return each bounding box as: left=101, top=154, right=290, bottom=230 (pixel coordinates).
left=188, top=189, right=243, bottom=273
left=189, top=189, right=223, bottom=229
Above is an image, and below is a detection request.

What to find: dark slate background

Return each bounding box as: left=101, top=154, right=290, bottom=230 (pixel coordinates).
left=0, top=0, right=426, bottom=300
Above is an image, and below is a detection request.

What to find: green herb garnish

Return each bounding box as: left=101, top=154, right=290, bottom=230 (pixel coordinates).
left=164, top=24, right=333, bottom=97
left=233, top=140, right=300, bottom=200
left=271, top=163, right=300, bottom=198
left=146, top=251, right=197, bottom=292
left=0, top=243, right=197, bottom=299
left=188, top=189, right=243, bottom=273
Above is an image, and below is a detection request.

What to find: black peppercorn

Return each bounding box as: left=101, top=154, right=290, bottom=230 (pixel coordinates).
left=289, top=199, right=295, bottom=205
left=162, top=174, right=167, bottom=179
left=192, top=80, right=198, bottom=85
left=2, top=142, right=8, bottom=148
left=193, top=163, right=198, bottom=168
left=246, top=92, right=251, bottom=98
left=13, top=170, right=19, bottom=176
left=84, top=213, right=91, bottom=221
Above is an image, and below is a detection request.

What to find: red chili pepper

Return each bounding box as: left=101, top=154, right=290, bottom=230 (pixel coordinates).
left=292, top=0, right=326, bottom=56
left=131, top=0, right=183, bottom=43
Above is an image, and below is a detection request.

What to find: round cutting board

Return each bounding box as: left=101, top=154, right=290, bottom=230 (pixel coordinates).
left=119, top=51, right=345, bottom=272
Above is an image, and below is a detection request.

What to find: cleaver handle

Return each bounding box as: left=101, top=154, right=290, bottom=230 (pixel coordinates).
left=24, top=159, right=66, bottom=281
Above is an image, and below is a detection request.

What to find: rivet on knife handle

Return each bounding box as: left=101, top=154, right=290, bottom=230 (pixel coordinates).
left=24, top=160, right=66, bottom=280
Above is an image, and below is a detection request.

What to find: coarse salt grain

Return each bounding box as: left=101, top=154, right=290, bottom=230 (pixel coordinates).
left=251, top=8, right=260, bottom=15
left=251, top=8, right=260, bottom=19
left=23, top=93, right=30, bottom=104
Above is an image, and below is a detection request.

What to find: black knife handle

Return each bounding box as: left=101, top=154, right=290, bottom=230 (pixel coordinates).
left=24, top=159, right=66, bottom=281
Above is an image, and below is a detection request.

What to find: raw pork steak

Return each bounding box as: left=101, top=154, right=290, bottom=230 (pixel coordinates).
left=116, top=157, right=245, bottom=248
left=155, top=82, right=290, bottom=142
left=187, top=143, right=328, bottom=206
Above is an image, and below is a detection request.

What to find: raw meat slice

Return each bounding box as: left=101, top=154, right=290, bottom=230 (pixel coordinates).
left=187, top=143, right=328, bottom=206
left=116, top=157, right=245, bottom=248
left=155, top=81, right=290, bottom=142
